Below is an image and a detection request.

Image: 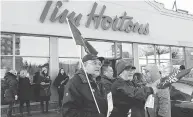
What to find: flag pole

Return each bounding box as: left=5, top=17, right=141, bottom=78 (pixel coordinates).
left=66, top=18, right=101, bottom=114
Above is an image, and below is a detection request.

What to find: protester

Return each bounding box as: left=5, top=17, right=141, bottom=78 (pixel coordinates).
left=100, top=65, right=115, bottom=94
left=110, top=60, right=156, bottom=117
left=62, top=54, right=107, bottom=117
left=34, top=67, right=51, bottom=113
left=18, top=70, right=32, bottom=117
left=3, top=70, right=18, bottom=117
left=131, top=72, right=147, bottom=117
left=144, top=64, right=171, bottom=117
left=53, top=68, right=69, bottom=112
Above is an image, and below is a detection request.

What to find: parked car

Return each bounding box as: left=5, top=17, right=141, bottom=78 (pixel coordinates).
left=170, top=78, right=193, bottom=117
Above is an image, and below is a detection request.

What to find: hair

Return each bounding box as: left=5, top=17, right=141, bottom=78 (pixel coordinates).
left=101, top=65, right=111, bottom=75
left=180, top=65, right=185, bottom=70
left=19, top=70, right=28, bottom=78
left=133, top=72, right=144, bottom=84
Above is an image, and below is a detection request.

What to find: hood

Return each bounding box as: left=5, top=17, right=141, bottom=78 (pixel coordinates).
left=144, top=64, right=161, bottom=83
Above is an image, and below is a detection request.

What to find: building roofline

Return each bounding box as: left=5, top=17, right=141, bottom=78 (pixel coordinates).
left=145, top=0, right=193, bottom=21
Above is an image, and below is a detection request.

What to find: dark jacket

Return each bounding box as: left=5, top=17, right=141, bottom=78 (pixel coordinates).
left=110, top=77, right=153, bottom=117
left=100, top=75, right=114, bottom=94
left=4, top=72, right=18, bottom=103
left=18, top=77, right=32, bottom=100
left=53, top=72, right=69, bottom=91
left=62, top=69, right=107, bottom=117
left=33, top=72, right=51, bottom=101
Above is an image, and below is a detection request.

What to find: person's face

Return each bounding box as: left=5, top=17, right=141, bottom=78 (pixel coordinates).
left=104, top=66, right=114, bottom=79
left=122, top=69, right=135, bottom=80
left=84, top=59, right=102, bottom=77
left=60, top=69, right=64, bottom=74
left=43, top=69, right=48, bottom=74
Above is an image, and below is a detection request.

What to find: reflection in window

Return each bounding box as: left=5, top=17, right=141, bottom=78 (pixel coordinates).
left=185, top=48, right=193, bottom=68
left=170, top=83, right=193, bottom=101
left=171, top=47, right=184, bottom=59
left=155, top=46, right=170, bottom=59
left=58, top=38, right=81, bottom=57
left=89, top=41, right=114, bottom=58
left=139, top=44, right=154, bottom=59
left=122, top=43, right=133, bottom=58
left=171, top=47, right=185, bottom=68
left=59, top=58, right=80, bottom=78
left=1, top=34, right=13, bottom=55
left=15, top=35, right=49, bottom=56
left=15, top=57, right=49, bottom=77
left=1, top=57, right=13, bottom=79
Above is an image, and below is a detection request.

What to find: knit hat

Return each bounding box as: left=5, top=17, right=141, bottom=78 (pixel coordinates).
left=116, top=59, right=135, bottom=75
left=8, top=70, right=17, bottom=76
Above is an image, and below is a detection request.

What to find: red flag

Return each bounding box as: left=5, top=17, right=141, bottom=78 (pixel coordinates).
left=68, top=19, right=98, bottom=55
left=157, top=68, right=192, bottom=89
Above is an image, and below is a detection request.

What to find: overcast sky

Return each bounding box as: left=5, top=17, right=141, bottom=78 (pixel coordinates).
left=155, top=0, right=193, bottom=14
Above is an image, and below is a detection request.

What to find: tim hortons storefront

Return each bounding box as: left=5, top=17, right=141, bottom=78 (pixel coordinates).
left=1, top=0, right=193, bottom=101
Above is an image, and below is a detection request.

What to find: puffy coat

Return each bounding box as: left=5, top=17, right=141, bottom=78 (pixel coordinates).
left=110, top=77, right=153, bottom=117
left=100, top=75, right=114, bottom=94
left=4, top=72, right=18, bottom=103
left=144, top=64, right=171, bottom=117
left=18, top=77, right=32, bottom=100
left=62, top=69, right=107, bottom=117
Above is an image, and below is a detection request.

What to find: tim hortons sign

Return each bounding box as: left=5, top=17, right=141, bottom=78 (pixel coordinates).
left=40, top=1, right=149, bottom=35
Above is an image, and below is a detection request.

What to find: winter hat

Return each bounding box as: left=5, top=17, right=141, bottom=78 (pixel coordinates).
left=144, top=64, right=161, bottom=83
left=9, top=69, right=17, bottom=76
left=116, top=59, right=135, bottom=75
left=82, top=54, right=99, bottom=63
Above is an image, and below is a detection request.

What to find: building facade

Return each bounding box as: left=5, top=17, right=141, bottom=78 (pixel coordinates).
left=1, top=0, right=193, bottom=101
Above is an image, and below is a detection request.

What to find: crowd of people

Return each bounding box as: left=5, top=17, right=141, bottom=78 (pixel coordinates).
left=1, top=54, right=192, bottom=117
left=2, top=67, right=52, bottom=117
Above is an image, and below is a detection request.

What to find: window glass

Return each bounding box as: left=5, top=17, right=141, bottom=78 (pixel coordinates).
left=155, top=46, right=170, bottom=59
left=89, top=41, right=114, bottom=58
left=170, top=82, right=193, bottom=101
left=122, top=43, right=133, bottom=58
left=1, top=34, right=13, bottom=55
left=139, top=44, right=154, bottom=59
left=1, top=56, right=13, bottom=79
left=58, top=38, right=81, bottom=57
left=171, top=47, right=184, bottom=59
left=59, top=58, right=80, bottom=78
left=185, top=48, right=193, bottom=69
left=15, top=35, right=49, bottom=56
left=15, top=57, right=49, bottom=77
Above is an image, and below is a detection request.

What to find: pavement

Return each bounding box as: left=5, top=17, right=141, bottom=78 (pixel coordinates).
left=27, top=111, right=62, bottom=117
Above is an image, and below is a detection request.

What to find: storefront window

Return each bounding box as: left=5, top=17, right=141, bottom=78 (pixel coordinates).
left=58, top=38, right=81, bottom=57
left=89, top=41, right=115, bottom=58
left=1, top=56, right=13, bottom=79
left=59, top=58, right=80, bottom=78
left=185, top=47, right=193, bottom=78
left=122, top=43, right=133, bottom=58
left=171, top=47, right=185, bottom=68
left=15, top=35, right=49, bottom=56
left=15, top=57, right=49, bottom=77
left=139, top=44, right=155, bottom=71
left=1, top=34, right=13, bottom=55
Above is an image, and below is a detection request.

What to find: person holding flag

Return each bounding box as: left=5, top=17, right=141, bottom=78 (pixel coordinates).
left=62, top=19, right=108, bottom=117
left=62, top=54, right=107, bottom=117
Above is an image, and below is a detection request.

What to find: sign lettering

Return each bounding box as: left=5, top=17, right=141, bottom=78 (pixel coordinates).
left=40, top=1, right=149, bottom=35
